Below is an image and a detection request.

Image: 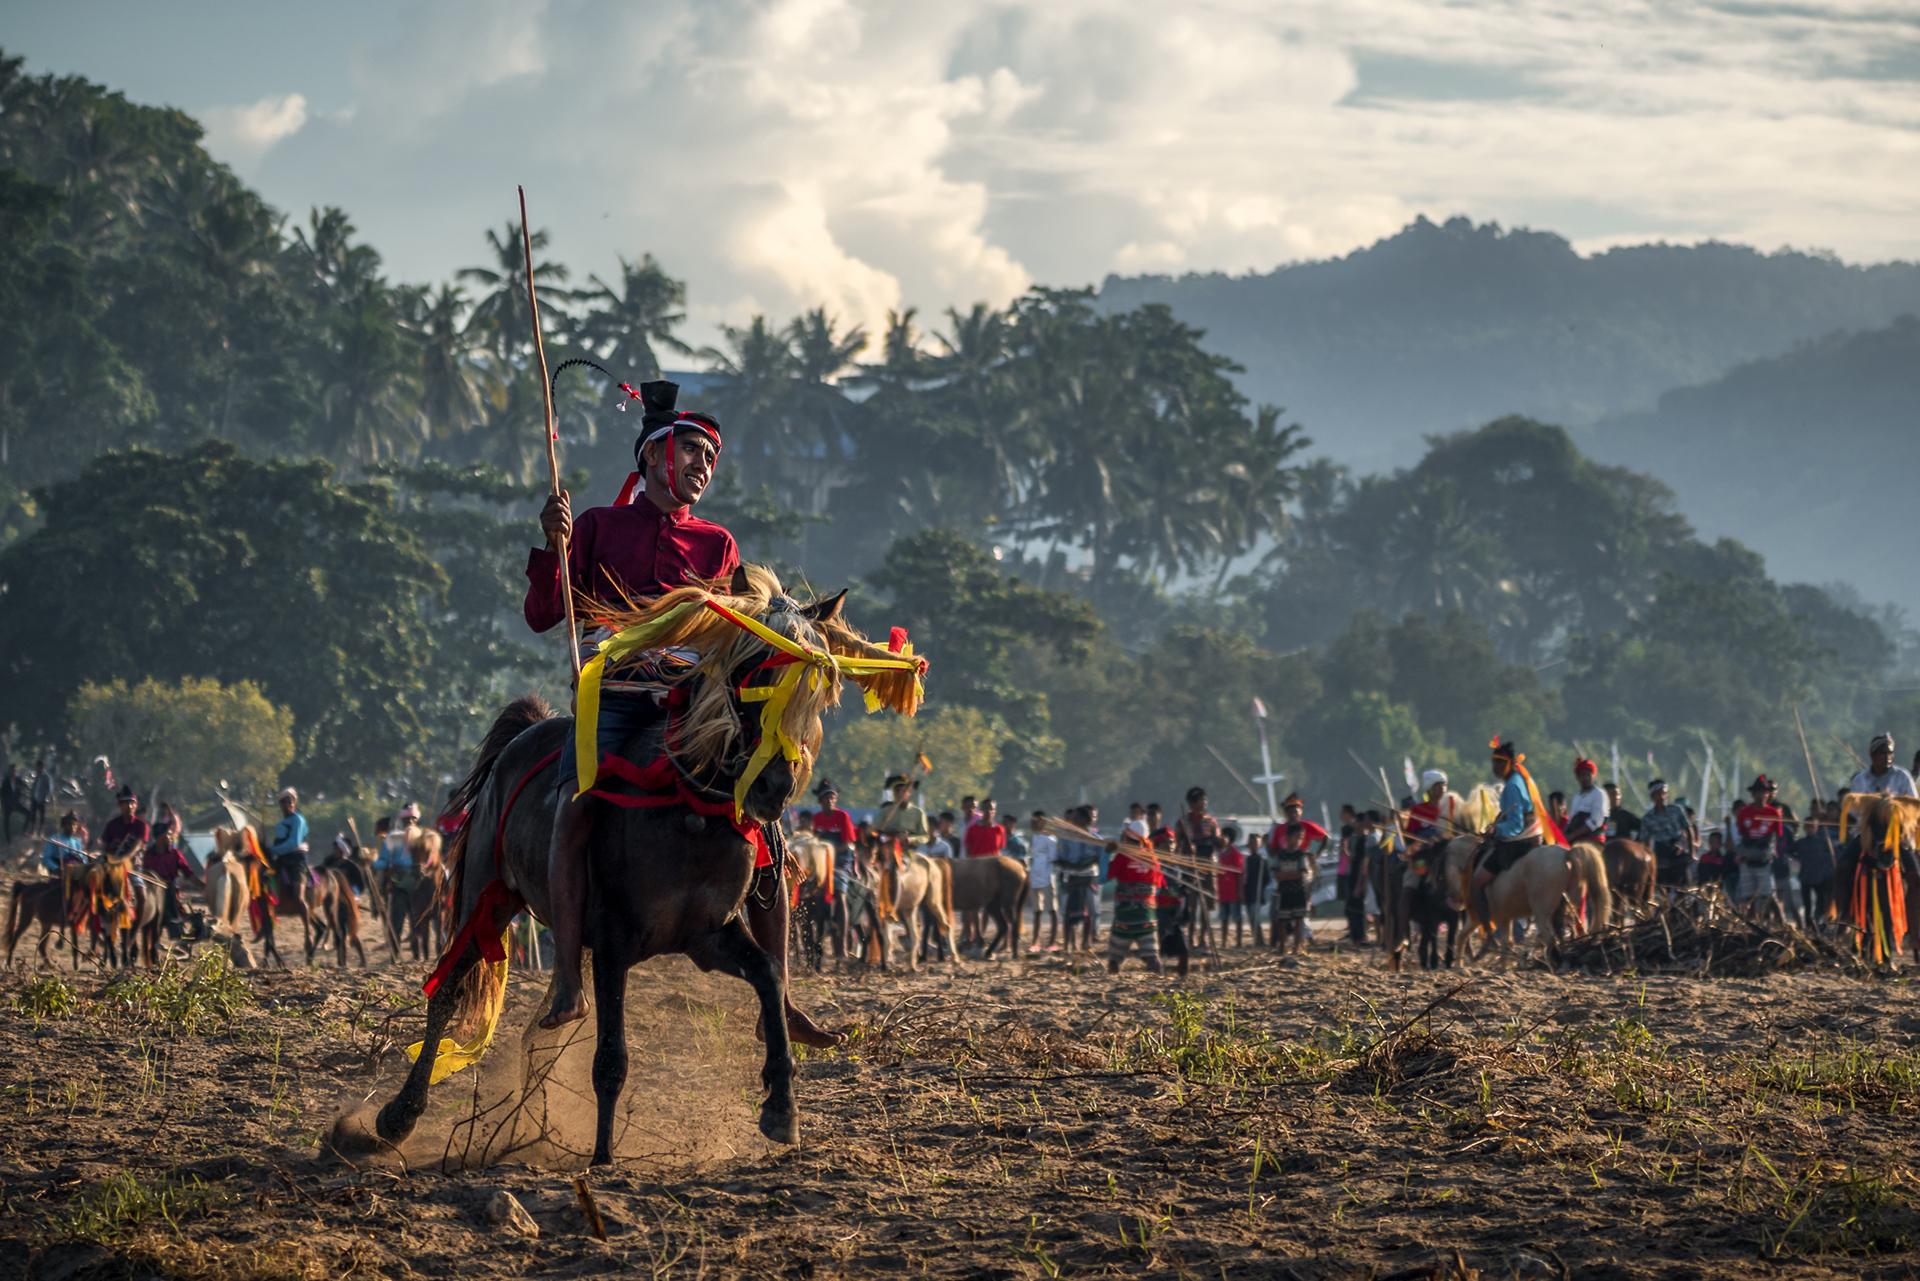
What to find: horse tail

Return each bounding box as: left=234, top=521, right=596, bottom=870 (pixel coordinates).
left=1010, top=862, right=1030, bottom=957
left=335, top=870, right=361, bottom=938
left=447, top=932, right=510, bottom=1049
left=1573, top=843, right=1611, bottom=932
left=6, top=880, right=26, bottom=962
left=932, top=858, right=955, bottom=937
left=447, top=694, right=553, bottom=819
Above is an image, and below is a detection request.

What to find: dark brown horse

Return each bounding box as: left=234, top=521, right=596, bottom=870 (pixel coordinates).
left=6, top=878, right=87, bottom=967
left=1603, top=839, right=1657, bottom=920
left=352, top=571, right=898, bottom=1165
left=115, top=871, right=164, bottom=968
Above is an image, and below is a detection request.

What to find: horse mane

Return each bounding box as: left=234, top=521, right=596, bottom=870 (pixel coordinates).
left=1840, top=792, right=1920, bottom=852
left=446, top=694, right=554, bottom=818
left=588, top=564, right=848, bottom=791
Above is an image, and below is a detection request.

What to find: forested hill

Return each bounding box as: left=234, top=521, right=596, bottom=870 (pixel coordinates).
left=1097, top=217, right=1920, bottom=471
left=1585, top=315, right=1920, bottom=607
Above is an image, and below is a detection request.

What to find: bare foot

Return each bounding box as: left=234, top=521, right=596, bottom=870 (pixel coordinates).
left=756, top=1005, right=847, bottom=1048
left=538, top=987, right=585, bottom=1029
left=785, top=1005, right=846, bottom=1048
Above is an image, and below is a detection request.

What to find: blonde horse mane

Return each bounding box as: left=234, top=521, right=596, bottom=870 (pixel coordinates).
left=1839, top=792, right=1920, bottom=853
left=587, top=563, right=908, bottom=795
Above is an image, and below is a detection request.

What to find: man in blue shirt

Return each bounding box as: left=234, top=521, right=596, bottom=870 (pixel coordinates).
left=40, top=811, right=87, bottom=875
left=267, top=786, right=311, bottom=892
left=1472, top=740, right=1540, bottom=922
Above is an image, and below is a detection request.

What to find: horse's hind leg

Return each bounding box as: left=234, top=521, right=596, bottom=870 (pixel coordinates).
left=588, top=951, right=630, bottom=1166
left=691, top=917, right=796, bottom=1146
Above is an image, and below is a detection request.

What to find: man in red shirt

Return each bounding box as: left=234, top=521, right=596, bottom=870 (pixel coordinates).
left=1732, top=775, right=1784, bottom=913
left=99, top=785, right=150, bottom=857
left=808, top=782, right=859, bottom=961
left=963, top=798, right=1008, bottom=857
left=528, top=382, right=833, bottom=1045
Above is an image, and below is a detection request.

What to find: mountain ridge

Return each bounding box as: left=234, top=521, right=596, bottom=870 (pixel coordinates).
left=1097, top=215, right=1920, bottom=473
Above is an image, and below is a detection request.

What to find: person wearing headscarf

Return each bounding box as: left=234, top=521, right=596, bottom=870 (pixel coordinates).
left=100, top=784, right=150, bottom=859
left=526, top=381, right=833, bottom=1047
left=1564, top=758, right=1608, bottom=845
left=1848, top=733, right=1918, bottom=799
left=872, top=773, right=928, bottom=848
left=1471, top=740, right=1540, bottom=923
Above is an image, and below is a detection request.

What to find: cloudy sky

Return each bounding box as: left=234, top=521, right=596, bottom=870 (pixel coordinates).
left=11, top=1, right=1920, bottom=345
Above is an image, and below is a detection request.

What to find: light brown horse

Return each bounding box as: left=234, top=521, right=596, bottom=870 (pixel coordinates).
left=946, top=855, right=1029, bottom=959
left=871, top=847, right=958, bottom=973
left=1442, top=836, right=1611, bottom=966
left=1838, top=794, right=1920, bottom=965
left=786, top=832, right=835, bottom=971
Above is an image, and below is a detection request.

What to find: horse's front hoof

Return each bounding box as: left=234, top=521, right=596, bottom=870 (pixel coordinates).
left=373, top=1101, right=416, bottom=1145
left=758, top=1101, right=798, bottom=1146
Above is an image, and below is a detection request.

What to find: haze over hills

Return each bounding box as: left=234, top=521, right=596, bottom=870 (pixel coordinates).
left=1584, top=315, right=1920, bottom=610
left=1097, top=217, right=1920, bottom=476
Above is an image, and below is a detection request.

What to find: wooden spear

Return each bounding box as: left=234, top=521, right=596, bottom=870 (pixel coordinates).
left=519, top=185, right=580, bottom=679
left=1791, top=703, right=1824, bottom=805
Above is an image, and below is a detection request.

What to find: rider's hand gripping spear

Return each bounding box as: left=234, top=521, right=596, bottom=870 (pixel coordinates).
left=520, top=185, right=581, bottom=680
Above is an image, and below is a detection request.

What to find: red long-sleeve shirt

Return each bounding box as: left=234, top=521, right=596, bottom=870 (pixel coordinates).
left=810, top=808, right=858, bottom=846
left=524, top=498, right=740, bottom=633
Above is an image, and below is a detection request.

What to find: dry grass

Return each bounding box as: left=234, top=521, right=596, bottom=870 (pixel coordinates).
left=3, top=943, right=1917, bottom=1278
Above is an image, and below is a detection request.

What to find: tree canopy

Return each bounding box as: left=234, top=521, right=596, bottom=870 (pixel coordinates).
left=0, top=56, right=1911, bottom=822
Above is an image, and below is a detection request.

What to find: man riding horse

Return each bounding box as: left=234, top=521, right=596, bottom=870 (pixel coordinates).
left=1470, top=739, right=1544, bottom=924
left=526, top=380, right=837, bottom=1046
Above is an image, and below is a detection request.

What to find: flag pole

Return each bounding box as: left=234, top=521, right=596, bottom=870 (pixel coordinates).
left=520, top=185, right=580, bottom=680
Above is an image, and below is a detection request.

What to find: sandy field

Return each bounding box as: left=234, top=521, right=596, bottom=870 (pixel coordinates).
left=4, top=915, right=1918, bottom=1280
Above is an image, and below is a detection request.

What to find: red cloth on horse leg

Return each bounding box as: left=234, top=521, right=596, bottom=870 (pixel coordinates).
left=423, top=879, right=524, bottom=997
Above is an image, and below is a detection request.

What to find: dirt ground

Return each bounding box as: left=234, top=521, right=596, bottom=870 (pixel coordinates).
left=4, top=916, right=1919, bottom=1280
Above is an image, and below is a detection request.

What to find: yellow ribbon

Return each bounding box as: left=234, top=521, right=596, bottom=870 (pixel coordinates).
left=573, top=595, right=924, bottom=818
left=405, top=955, right=507, bottom=1084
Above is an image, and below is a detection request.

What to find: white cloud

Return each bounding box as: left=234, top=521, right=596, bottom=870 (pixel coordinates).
left=232, top=0, right=1919, bottom=351
left=199, top=93, right=308, bottom=169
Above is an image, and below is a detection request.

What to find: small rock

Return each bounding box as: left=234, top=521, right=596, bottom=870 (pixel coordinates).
left=486, top=1189, right=540, bottom=1239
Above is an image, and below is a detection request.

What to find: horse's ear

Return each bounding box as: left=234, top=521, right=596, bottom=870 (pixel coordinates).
left=729, top=565, right=752, bottom=597
left=804, top=589, right=847, bottom=626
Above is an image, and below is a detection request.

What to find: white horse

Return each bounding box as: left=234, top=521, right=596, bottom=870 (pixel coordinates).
left=1442, top=835, right=1611, bottom=965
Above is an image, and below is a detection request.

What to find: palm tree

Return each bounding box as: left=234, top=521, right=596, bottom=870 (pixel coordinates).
left=289, top=206, right=383, bottom=305
left=699, top=315, right=796, bottom=471
left=407, top=284, right=486, bottom=443
left=316, top=290, right=423, bottom=467
left=928, top=301, right=1032, bottom=523
left=574, top=253, right=692, bottom=381
left=458, top=222, right=571, bottom=365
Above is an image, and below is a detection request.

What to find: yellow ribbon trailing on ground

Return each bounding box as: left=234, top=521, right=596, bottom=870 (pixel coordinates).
left=572, top=594, right=924, bottom=817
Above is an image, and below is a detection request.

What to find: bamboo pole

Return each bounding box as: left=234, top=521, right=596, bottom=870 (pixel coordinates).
left=519, top=186, right=580, bottom=680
